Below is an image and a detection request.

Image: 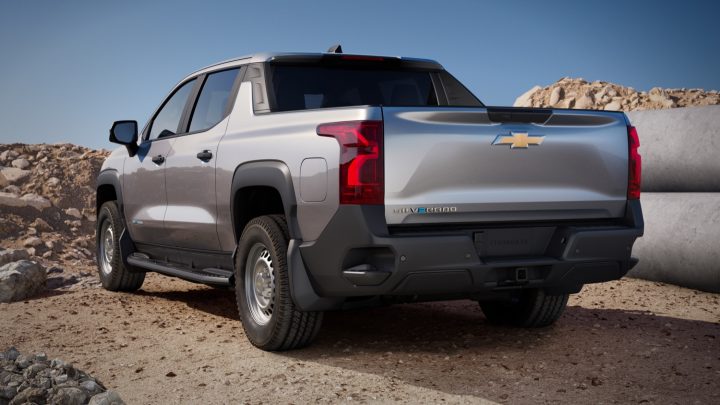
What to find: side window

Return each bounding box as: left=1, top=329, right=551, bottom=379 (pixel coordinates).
left=148, top=78, right=196, bottom=141
left=188, top=68, right=240, bottom=133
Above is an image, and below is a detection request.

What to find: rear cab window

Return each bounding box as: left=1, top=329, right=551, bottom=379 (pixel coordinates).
left=264, top=57, right=483, bottom=112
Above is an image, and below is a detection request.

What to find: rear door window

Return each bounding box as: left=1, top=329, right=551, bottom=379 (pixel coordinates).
left=188, top=68, right=240, bottom=132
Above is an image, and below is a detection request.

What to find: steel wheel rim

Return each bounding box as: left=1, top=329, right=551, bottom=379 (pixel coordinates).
left=99, top=221, right=114, bottom=275
left=245, top=243, right=275, bottom=325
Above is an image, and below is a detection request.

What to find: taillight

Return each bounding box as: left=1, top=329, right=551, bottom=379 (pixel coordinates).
left=317, top=121, right=384, bottom=205
left=628, top=126, right=641, bottom=199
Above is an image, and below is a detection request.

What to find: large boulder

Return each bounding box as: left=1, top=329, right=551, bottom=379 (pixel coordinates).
left=0, top=260, right=46, bottom=302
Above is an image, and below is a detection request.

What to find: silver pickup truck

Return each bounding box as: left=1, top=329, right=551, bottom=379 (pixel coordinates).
left=97, top=49, right=643, bottom=350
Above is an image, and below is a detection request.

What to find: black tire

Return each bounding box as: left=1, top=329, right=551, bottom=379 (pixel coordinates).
left=96, top=201, right=145, bottom=291
left=479, top=289, right=568, bottom=327
left=235, top=215, right=323, bottom=351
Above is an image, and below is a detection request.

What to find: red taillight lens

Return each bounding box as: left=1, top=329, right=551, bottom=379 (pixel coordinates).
left=317, top=121, right=384, bottom=205
left=628, top=126, right=642, bottom=200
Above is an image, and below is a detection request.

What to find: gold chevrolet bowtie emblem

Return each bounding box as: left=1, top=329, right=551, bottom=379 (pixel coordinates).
left=492, top=132, right=545, bottom=149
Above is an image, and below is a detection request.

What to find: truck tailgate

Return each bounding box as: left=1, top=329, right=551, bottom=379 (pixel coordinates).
left=382, top=107, right=629, bottom=225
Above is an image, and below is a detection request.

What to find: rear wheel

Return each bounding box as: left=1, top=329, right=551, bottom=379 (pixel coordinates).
left=235, top=215, right=323, bottom=350
left=479, top=289, right=568, bottom=327
left=96, top=201, right=145, bottom=291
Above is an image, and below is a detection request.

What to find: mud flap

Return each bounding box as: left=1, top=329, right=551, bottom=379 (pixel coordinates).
left=287, top=239, right=342, bottom=311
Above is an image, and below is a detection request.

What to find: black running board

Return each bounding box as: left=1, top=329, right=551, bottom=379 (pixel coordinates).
left=127, top=253, right=232, bottom=286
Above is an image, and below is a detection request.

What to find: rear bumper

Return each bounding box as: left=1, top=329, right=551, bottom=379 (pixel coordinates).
left=298, top=200, right=644, bottom=303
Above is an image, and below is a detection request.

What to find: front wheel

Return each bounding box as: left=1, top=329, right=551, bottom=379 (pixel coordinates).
left=235, top=215, right=323, bottom=350
left=96, top=201, right=145, bottom=291
left=479, top=289, right=568, bottom=327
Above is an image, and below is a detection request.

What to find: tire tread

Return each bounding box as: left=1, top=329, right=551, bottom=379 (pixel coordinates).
left=235, top=215, right=322, bottom=351
left=96, top=201, right=145, bottom=292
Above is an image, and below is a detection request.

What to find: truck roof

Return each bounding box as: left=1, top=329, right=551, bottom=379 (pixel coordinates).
left=189, top=52, right=444, bottom=77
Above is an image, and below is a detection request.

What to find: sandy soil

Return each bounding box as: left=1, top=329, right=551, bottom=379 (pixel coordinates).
left=1, top=267, right=718, bottom=405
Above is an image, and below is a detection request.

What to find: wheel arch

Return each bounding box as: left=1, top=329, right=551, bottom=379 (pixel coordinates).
left=96, top=169, right=123, bottom=217
left=230, top=160, right=300, bottom=241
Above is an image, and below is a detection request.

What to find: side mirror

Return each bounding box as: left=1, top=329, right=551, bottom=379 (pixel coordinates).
left=109, top=120, right=139, bottom=157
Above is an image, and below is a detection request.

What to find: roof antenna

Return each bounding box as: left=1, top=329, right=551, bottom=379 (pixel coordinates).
left=327, top=44, right=343, bottom=54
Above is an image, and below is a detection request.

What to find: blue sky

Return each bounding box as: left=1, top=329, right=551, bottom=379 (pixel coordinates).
left=0, top=0, right=718, bottom=148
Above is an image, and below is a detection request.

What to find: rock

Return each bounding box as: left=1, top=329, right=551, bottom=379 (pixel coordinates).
left=560, top=97, right=575, bottom=109
left=48, top=386, right=88, bottom=405
left=65, top=208, right=82, bottom=219
left=23, top=237, right=42, bottom=247
left=0, top=250, right=30, bottom=266
left=604, top=100, right=622, bottom=111
left=89, top=390, right=126, bottom=405
left=1, top=385, right=17, bottom=400
left=575, top=95, right=594, bottom=109
left=80, top=380, right=103, bottom=395
left=4, top=347, right=20, bottom=361
left=2, top=184, right=20, bottom=194
left=51, top=359, right=68, bottom=369
left=513, top=85, right=542, bottom=107
left=549, top=87, right=564, bottom=106
left=0, top=167, right=31, bottom=186
left=649, top=93, right=675, bottom=108
left=15, top=354, right=31, bottom=368
left=54, top=374, right=69, bottom=384
left=21, top=194, right=51, bottom=210
left=1, top=192, right=49, bottom=210
left=8, top=386, right=45, bottom=404
left=22, top=362, right=48, bottom=379
left=10, top=159, right=30, bottom=169
left=0, top=260, right=46, bottom=303
left=47, top=177, right=61, bottom=187
left=31, top=218, right=53, bottom=232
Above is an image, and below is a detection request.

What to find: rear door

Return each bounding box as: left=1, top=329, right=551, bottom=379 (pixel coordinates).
left=163, top=67, right=243, bottom=250
left=382, top=107, right=629, bottom=225
left=123, top=78, right=197, bottom=243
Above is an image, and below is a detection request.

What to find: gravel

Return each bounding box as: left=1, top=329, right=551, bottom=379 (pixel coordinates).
left=0, top=348, right=124, bottom=405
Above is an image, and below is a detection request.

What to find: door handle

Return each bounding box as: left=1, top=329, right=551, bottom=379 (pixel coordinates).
left=196, top=150, right=213, bottom=162
left=151, top=155, right=165, bottom=165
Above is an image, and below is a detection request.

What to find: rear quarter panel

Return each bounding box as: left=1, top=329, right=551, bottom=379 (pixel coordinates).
left=215, top=82, right=381, bottom=251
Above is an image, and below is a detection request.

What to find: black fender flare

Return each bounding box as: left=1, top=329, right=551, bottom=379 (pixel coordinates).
left=230, top=160, right=300, bottom=239
left=230, top=160, right=339, bottom=311
left=96, top=169, right=124, bottom=216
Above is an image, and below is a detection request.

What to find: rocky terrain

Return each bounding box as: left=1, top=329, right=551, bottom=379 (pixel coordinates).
left=514, top=77, right=720, bottom=111
left=0, top=143, right=109, bottom=294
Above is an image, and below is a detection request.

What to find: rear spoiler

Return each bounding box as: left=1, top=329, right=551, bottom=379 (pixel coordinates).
left=267, top=53, right=444, bottom=71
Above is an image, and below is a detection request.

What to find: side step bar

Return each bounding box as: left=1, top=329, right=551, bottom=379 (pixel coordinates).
left=127, top=253, right=232, bottom=287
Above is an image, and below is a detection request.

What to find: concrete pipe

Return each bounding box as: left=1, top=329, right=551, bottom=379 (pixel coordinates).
left=629, top=193, right=720, bottom=293
left=626, top=106, right=720, bottom=192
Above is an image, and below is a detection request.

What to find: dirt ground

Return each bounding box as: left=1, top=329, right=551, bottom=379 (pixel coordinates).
left=1, top=266, right=718, bottom=405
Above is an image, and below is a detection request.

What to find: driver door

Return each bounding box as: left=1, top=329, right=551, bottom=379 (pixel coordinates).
left=123, top=78, right=198, bottom=244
